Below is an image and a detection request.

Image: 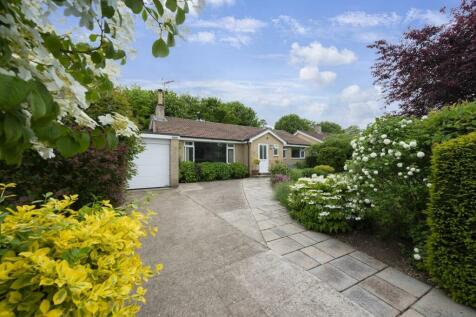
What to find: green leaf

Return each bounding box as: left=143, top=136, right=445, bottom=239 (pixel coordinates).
left=89, top=34, right=98, bottom=42
left=91, top=51, right=103, bottom=64
left=176, top=7, right=185, bottom=24
left=183, top=1, right=189, bottom=13
left=153, top=0, right=164, bottom=15
left=152, top=38, right=169, bottom=57
left=105, top=130, right=118, bottom=149
left=3, top=114, right=22, bottom=143
left=125, top=0, right=144, bottom=14
left=166, top=32, right=175, bottom=47
left=10, top=276, right=33, bottom=290
left=0, top=74, right=31, bottom=111
left=101, top=0, right=115, bottom=18
left=56, top=135, right=80, bottom=157
left=142, top=9, right=148, bottom=21
left=76, top=131, right=90, bottom=153
left=165, top=0, right=177, bottom=12
left=53, top=288, right=67, bottom=305
left=91, top=129, right=106, bottom=149
left=28, top=81, right=58, bottom=121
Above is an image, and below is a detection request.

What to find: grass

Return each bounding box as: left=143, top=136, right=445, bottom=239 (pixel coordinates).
left=273, top=181, right=292, bottom=208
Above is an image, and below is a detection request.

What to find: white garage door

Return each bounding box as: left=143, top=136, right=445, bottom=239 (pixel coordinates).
left=128, top=138, right=170, bottom=189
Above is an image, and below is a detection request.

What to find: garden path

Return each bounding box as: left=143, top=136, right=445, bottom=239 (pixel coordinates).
left=132, top=178, right=475, bottom=317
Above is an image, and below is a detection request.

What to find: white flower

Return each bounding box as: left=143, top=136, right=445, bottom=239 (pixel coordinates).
left=362, top=156, right=369, bottom=162
left=383, top=139, right=391, bottom=145
left=398, top=172, right=403, bottom=176
left=98, top=114, right=114, bottom=125
left=370, top=152, right=377, bottom=158
left=422, top=115, right=428, bottom=120
left=373, top=188, right=378, bottom=192
left=364, top=199, right=371, bottom=204
left=381, top=134, right=387, bottom=139
left=417, top=151, right=425, bottom=158
left=373, top=171, right=378, bottom=175
left=410, top=167, right=416, bottom=172
left=388, top=149, right=394, bottom=154
left=414, top=248, right=420, bottom=253
left=319, top=212, right=330, bottom=217
left=355, top=217, right=361, bottom=221
left=344, top=165, right=347, bottom=170
left=359, top=136, right=365, bottom=141
left=414, top=254, right=421, bottom=261
left=427, top=183, right=432, bottom=188
left=409, top=141, right=417, bottom=147
left=31, top=140, right=55, bottom=159
left=380, top=153, right=385, bottom=157
left=397, top=163, right=403, bottom=168
left=395, top=151, right=402, bottom=157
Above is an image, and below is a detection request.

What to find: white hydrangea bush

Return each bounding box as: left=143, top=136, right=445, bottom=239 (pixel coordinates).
left=345, top=115, right=431, bottom=235
left=287, top=174, right=363, bottom=233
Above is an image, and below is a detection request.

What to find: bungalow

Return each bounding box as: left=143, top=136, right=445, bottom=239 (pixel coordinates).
left=128, top=91, right=324, bottom=189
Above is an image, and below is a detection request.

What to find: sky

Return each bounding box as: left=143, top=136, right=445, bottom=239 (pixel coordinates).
left=119, top=0, right=459, bottom=128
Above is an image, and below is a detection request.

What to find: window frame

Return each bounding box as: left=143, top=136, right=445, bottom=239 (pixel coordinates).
left=184, top=141, right=195, bottom=162
left=283, top=148, right=288, bottom=159
left=273, top=144, right=279, bottom=157
left=226, top=144, right=235, bottom=164
left=291, top=147, right=306, bottom=159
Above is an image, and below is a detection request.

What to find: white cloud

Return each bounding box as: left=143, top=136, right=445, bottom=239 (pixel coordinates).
left=272, top=15, right=307, bottom=34
left=192, top=16, right=267, bottom=33
left=405, top=8, right=449, bottom=26
left=220, top=35, right=251, bottom=47
left=299, top=66, right=336, bottom=85
left=188, top=31, right=216, bottom=43
left=204, top=0, right=235, bottom=7
left=290, top=42, right=357, bottom=66
left=337, top=85, right=385, bottom=127
left=332, top=11, right=401, bottom=27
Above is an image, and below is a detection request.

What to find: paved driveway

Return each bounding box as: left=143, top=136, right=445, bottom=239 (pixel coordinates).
left=132, top=178, right=371, bottom=317
left=131, top=178, right=476, bottom=317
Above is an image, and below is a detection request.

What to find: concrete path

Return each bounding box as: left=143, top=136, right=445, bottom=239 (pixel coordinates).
left=133, top=178, right=476, bottom=317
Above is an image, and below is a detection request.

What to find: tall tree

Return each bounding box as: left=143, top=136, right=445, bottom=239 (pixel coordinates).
left=274, top=114, right=313, bottom=134
left=369, top=0, right=476, bottom=116
left=319, top=121, right=343, bottom=134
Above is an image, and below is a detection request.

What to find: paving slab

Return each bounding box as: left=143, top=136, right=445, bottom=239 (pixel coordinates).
left=412, top=288, right=476, bottom=317
left=267, top=237, right=303, bottom=255
left=360, top=276, right=417, bottom=311
left=350, top=251, right=387, bottom=271
left=283, top=251, right=320, bottom=270
left=343, top=285, right=400, bottom=317
left=227, top=298, right=268, bottom=317
left=218, top=208, right=265, bottom=245
left=301, top=230, right=331, bottom=242
left=309, top=264, right=358, bottom=291
left=253, top=213, right=268, bottom=222
left=271, top=223, right=305, bottom=237
left=289, top=233, right=317, bottom=247
left=269, top=215, right=294, bottom=226
left=315, top=238, right=355, bottom=258
left=257, top=220, right=275, bottom=230
left=376, top=267, right=431, bottom=298
left=261, top=229, right=280, bottom=242
left=301, top=245, right=334, bottom=264
left=400, top=309, right=425, bottom=317
left=330, top=255, right=377, bottom=281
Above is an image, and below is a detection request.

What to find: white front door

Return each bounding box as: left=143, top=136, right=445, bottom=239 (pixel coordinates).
left=258, top=144, right=269, bottom=173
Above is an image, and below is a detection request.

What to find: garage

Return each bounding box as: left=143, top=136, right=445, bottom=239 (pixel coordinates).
left=128, top=136, right=170, bottom=189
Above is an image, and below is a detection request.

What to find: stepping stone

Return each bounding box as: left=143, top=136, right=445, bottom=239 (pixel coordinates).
left=309, top=264, right=357, bottom=291
left=315, top=239, right=355, bottom=258
left=400, top=309, right=425, bottom=317
left=301, top=230, right=330, bottom=242
left=343, top=285, right=399, bottom=317
left=301, top=246, right=334, bottom=264
left=360, top=276, right=417, bottom=311
left=413, top=288, right=476, bottom=317
left=283, top=251, right=319, bottom=270
left=376, top=268, right=431, bottom=298
left=261, top=229, right=280, bottom=242
left=257, top=220, right=275, bottom=230
left=267, top=237, right=303, bottom=255
left=350, top=251, right=387, bottom=270
left=330, top=255, right=377, bottom=281
left=288, top=233, right=316, bottom=247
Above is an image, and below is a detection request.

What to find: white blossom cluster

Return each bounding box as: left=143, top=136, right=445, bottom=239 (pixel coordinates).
left=0, top=1, right=138, bottom=157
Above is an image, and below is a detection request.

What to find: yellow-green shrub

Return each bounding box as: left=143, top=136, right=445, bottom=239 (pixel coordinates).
left=0, top=192, right=160, bottom=316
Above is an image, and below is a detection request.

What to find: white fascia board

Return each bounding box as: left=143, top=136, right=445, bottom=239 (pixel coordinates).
left=248, top=130, right=287, bottom=145
left=141, top=133, right=176, bottom=140
left=284, top=144, right=309, bottom=148
left=294, top=130, right=323, bottom=143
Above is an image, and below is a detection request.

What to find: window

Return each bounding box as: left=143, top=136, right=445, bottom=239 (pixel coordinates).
left=291, top=147, right=305, bottom=159
left=184, top=142, right=194, bottom=161
left=194, top=142, right=226, bottom=163
left=283, top=148, right=288, bottom=159
left=226, top=144, right=235, bottom=163
left=273, top=144, right=279, bottom=156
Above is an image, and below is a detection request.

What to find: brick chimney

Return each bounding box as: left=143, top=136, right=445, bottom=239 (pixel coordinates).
left=314, top=123, right=322, bottom=134
left=148, top=89, right=167, bottom=131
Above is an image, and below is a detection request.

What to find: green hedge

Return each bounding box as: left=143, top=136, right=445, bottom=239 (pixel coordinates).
left=269, top=162, right=289, bottom=176
left=0, top=144, right=131, bottom=206
left=426, top=132, right=476, bottom=307
left=178, top=161, right=248, bottom=182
